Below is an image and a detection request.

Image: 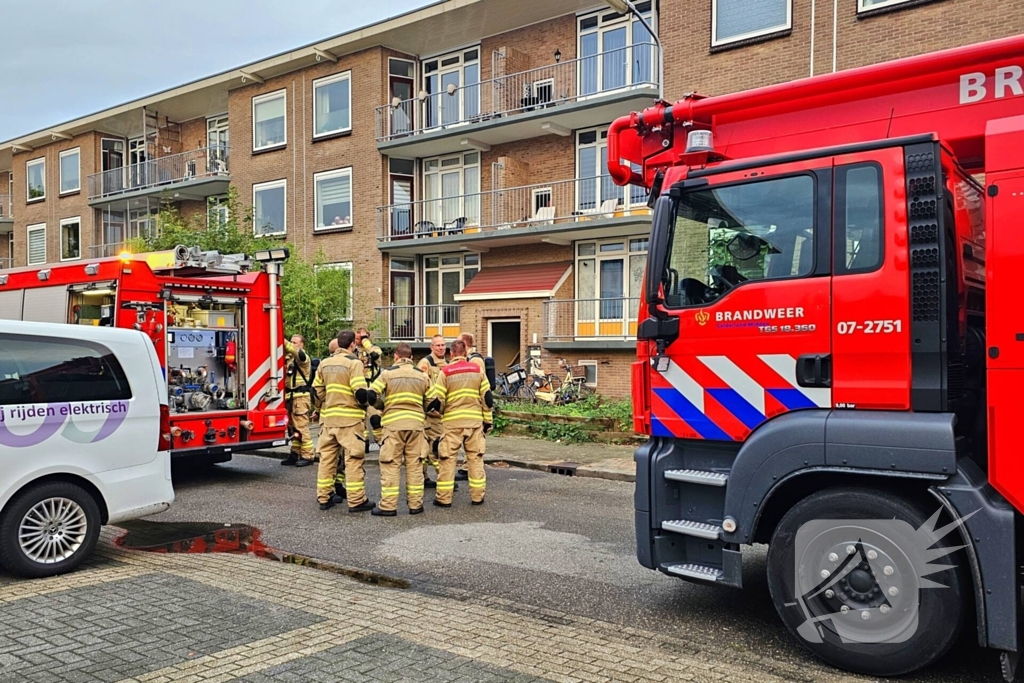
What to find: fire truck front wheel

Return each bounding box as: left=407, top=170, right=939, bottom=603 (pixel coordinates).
left=765, top=486, right=967, bottom=677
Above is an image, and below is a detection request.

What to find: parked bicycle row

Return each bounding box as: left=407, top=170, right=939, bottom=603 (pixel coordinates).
left=493, top=358, right=594, bottom=405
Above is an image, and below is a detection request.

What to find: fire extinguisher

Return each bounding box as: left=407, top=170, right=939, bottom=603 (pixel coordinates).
left=225, top=336, right=237, bottom=373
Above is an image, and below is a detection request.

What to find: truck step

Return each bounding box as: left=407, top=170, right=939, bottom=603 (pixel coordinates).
left=664, top=469, right=729, bottom=486
left=662, top=519, right=722, bottom=539
left=664, top=563, right=724, bottom=582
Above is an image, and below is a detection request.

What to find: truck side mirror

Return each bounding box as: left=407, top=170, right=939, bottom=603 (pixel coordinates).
left=645, top=195, right=674, bottom=315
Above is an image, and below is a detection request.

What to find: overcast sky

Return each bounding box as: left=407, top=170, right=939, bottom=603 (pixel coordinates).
left=0, top=0, right=422, bottom=141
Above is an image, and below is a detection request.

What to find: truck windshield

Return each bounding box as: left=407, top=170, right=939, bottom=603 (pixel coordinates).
left=664, top=174, right=815, bottom=307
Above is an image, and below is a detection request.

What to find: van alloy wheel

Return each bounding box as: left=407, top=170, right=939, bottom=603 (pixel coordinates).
left=19, top=497, right=89, bottom=564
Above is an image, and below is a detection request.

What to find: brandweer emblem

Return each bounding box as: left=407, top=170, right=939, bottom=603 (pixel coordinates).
left=695, top=310, right=710, bottom=326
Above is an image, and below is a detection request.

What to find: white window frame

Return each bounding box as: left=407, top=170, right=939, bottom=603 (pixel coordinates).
left=421, top=46, right=481, bottom=129
left=313, top=167, right=354, bottom=232
left=574, top=237, right=647, bottom=338
left=26, top=158, right=45, bottom=202
left=59, top=217, right=81, bottom=262
left=575, top=127, right=646, bottom=213
left=578, top=359, right=598, bottom=388
left=312, top=71, right=352, bottom=139
left=422, top=252, right=479, bottom=308
left=711, top=0, right=791, bottom=47
left=422, top=151, right=481, bottom=229
left=207, top=195, right=230, bottom=229
left=252, top=89, right=288, bottom=152
left=315, top=261, right=354, bottom=322
left=27, top=223, right=46, bottom=265
left=252, top=179, right=287, bottom=237
left=576, top=3, right=657, bottom=97
left=857, top=0, right=912, bottom=11
left=58, top=148, right=81, bottom=195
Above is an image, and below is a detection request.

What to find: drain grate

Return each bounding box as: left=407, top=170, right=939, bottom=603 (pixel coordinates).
left=547, top=461, right=580, bottom=476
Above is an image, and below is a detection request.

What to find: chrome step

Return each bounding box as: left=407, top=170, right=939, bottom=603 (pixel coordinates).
left=662, top=519, right=722, bottom=539
left=664, top=469, right=729, bottom=486
left=664, top=563, right=724, bottom=582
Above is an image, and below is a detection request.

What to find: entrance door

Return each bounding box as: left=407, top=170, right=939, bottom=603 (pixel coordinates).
left=489, top=320, right=521, bottom=371
left=207, top=115, right=229, bottom=169
left=128, top=138, right=147, bottom=188
left=389, top=158, right=414, bottom=239
left=390, top=270, right=415, bottom=339
left=101, top=139, right=124, bottom=195
left=655, top=161, right=832, bottom=442
left=388, top=59, right=415, bottom=135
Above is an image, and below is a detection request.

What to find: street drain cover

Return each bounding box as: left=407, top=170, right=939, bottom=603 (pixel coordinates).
left=547, top=462, right=579, bottom=476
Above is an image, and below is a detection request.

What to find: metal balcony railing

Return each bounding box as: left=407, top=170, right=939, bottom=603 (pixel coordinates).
left=543, top=298, right=640, bottom=342
left=0, top=194, right=11, bottom=219
left=378, top=175, right=650, bottom=242
left=376, top=43, right=659, bottom=141
left=374, top=304, right=461, bottom=343
left=0, top=257, right=12, bottom=270
left=87, top=144, right=230, bottom=200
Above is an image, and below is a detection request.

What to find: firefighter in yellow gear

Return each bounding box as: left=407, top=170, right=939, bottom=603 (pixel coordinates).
left=313, top=338, right=346, bottom=501
left=432, top=338, right=492, bottom=507
left=312, top=330, right=375, bottom=512
left=283, top=334, right=315, bottom=467
left=356, top=327, right=384, bottom=452
left=455, top=332, right=487, bottom=481
left=368, top=343, right=433, bottom=516
left=417, top=335, right=447, bottom=487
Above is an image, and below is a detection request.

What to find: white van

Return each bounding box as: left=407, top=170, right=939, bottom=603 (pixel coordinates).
left=0, top=320, right=174, bottom=577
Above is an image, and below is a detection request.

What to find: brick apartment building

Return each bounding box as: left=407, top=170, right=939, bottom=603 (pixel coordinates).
left=0, top=0, right=1020, bottom=397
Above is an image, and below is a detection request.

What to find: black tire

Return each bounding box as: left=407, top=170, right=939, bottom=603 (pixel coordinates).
left=766, top=487, right=967, bottom=677
left=515, top=383, right=536, bottom=402
left=0, top=481, right=102, bottom=579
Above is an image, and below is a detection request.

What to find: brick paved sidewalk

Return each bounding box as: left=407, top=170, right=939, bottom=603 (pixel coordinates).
left=0, top=529, right=865, bottom=683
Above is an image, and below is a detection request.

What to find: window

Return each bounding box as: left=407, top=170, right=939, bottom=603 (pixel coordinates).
left=576, top=238, right=646, bottom=335
left=314, top=168, right=353, bottom=231
left=422, top=152, right=480, bottom=230
left=59, top=148, right=80, bottom=195
left=578, top=2, right=656, bottom=96
left=858, top=0, right=913, bottom=11
left=578, top=360, right=598, bottom=388
left=424, top=253, right=478, bottom=326
left=60, top=218, right=81, bottom=261
left=577, top=128, right=646, bottom=213
left=207, top=195, right=230, bottom=228
left=313, top=71, right=351, bottom=138
left=253, top=180, right=286, bottom=236
left=665, top=175, right=814, bottom=308
left=835, top=164, right=883, bottom=274
left=27, top=223, right=46, bottom=265
left=252, top=90, right=287, bottom=151
left=712, top=0, right=791, bottom=46
left=26, top=158, right=45, bottom=201
left=0, top=334, right=132, bottom=406
left=423, top=48, right=480, bottom=128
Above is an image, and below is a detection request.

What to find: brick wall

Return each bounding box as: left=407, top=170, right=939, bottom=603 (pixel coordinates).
left=227, top=45, right=387, bottom=327
left=661, top=0, right=1024, bottom=100
left=10, top=132, right=100, bottom=267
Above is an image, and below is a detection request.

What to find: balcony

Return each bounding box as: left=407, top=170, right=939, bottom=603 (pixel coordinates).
left=87, top=145, right=230, bottom=208
left=0, top=258, right=11, bottom=271
left=543, top=297, right=639, bottom=349
left=377, top=175, right=651, bottom=254
left=0, top=194, right=12, bottom=235
left=374, top=304, right=461, bottom=344
left=375, top=44, right=659, bottom=157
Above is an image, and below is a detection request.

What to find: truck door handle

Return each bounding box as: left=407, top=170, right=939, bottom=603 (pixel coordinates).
left=796, top=354, right=832, bottom=388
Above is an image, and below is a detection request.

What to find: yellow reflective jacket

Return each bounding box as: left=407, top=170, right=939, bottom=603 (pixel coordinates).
left=312, top=352, right=368, bottom=428
left=434, top=356, right=492, bottom=427
left=370, top=358, right=432, bottom=431
left=284, top=339, right=312, bottom=392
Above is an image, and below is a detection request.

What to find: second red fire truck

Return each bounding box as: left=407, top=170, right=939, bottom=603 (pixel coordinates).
left=610, top=35, right=1024, bottom=679
left=0, top=246, right=289, bottom=464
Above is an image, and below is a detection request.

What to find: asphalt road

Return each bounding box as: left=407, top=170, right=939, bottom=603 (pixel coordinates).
left=152, top=454, right=1004, bottom=682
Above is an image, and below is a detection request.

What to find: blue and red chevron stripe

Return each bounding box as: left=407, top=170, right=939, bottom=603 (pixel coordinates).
left=649, top=354, right=831, bottom=442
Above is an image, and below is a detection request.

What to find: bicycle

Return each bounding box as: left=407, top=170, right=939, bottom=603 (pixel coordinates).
left=495, top=363, right=535, bottom=402
left=553, top=358, right=593, bottom=405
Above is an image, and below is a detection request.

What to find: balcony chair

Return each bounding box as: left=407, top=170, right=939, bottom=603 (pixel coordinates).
left=414, top=220, right=436, bottom=237
left=443, top=217, right=466, bottom=234
left=531, top=206, right=555, bottom=225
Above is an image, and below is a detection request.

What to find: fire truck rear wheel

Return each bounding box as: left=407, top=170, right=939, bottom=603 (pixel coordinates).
left=765, top=486, right=967, bottom=677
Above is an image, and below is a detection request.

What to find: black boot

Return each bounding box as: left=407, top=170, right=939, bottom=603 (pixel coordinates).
left=349, top=500, right=375, bottom=513
left=319, top=497, right=337, bottom=511
left=334, top=484, right=347, bottom=499
left=371, top=506, right=397, bottom=517
left=295, top=458, right=313, bottom=468
left=281, top=454, right=298, bottom=466
left=423, top=478, right=437, bottom=489
left=409, top=507, right=424, bottom=515
left=433, top=499, right=452, bottom=508
left=455, top=470, right=469, bottom=481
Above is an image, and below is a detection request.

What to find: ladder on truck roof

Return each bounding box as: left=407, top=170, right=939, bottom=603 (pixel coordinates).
left=144, top=245, right=252, bottom=277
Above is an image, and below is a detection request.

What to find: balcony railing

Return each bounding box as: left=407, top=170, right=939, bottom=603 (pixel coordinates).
left=543, top=298, right=640, bottom=342
left=0, top=194, right=11, bottom=219
left=374, top=304, right=461, bottom=343
left=0, top=258, right=12, bottom=270
left=87, top=144, right=230, bottom=200
left=376, top=43, right=659, bottom=142
left=378, top=175, right=650, bottom=242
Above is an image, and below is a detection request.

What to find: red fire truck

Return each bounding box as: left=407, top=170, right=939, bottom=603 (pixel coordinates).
left=610, top=35, right=1024, bottom=679
left=0, top=246, right=289, bottom=464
